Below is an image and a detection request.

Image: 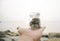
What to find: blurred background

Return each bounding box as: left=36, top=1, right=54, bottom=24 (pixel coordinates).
left=0, top=0, right=60, bottom=41
left=0, top=0, right=60, bottom=35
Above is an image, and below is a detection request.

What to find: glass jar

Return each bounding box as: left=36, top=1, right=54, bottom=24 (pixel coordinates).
left=29, top=12, right=41, bottom=30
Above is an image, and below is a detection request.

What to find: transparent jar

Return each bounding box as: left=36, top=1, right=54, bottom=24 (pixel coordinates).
left=29, top=12, right=41, bottom=30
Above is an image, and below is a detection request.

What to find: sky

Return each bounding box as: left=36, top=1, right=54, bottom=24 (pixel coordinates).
left=0, top=0, right=60, bottom=34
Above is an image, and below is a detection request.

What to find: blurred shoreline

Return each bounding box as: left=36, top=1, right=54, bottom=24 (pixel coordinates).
left=0, top=30, right=60, bottom=41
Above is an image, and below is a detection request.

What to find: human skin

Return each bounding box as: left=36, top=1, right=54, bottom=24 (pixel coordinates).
left=17, top=27, right=45, bottom=41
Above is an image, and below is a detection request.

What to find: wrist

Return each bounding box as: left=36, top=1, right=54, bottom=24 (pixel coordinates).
left=20, top=35, right=34, bottom=41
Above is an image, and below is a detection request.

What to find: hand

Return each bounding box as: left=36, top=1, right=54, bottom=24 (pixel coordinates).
left=17, top=27, right=45, bottom=41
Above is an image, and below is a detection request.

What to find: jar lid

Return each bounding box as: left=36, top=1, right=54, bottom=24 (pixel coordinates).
left=30, top=12, right=40, bottom=18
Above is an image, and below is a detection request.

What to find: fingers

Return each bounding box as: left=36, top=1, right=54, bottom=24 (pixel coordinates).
left=17, top=26, right=23, bottom=31
left=40, top=27, right=46, bottom=32
left=17, top=26, right=26, bottom=34
left=38, top=27, right=45, bottom=34
left=17, top=27, right=20, bottom=33
left=17, top=27, right=23, bottom=35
